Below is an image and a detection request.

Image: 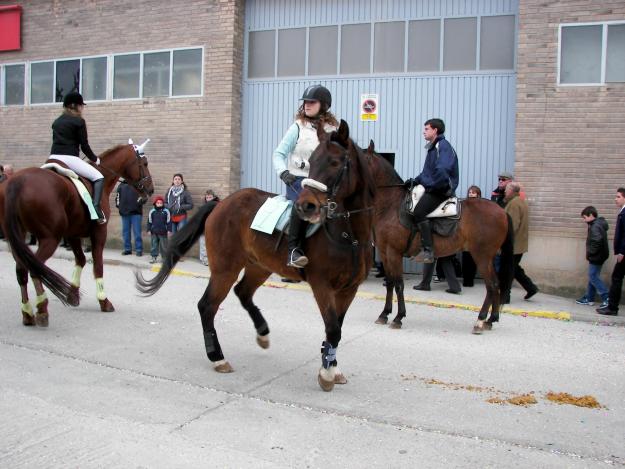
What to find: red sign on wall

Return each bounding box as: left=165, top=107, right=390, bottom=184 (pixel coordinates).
left=0, top=5, right=22, bottom=52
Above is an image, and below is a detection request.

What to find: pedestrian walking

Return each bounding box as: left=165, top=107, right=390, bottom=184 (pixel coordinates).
left=576, top=206, right=609, bottom=307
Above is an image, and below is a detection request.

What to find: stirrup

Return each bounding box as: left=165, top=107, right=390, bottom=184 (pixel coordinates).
left=287, top=249, right=308, bottom=268
left=413, top=248, right=434, bottom=264
left=95, top=208, right=107, bottom=225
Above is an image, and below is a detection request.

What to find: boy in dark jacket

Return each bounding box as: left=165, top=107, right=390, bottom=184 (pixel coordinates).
left=576, top=206, right=609, bottom=306
left=147, top=195, right=172, bottom=264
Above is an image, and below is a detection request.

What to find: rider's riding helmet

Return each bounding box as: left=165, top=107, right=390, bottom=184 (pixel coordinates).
left=63, top=91, right=86, bottom=108
left=300, top=85, right=332, bottom=112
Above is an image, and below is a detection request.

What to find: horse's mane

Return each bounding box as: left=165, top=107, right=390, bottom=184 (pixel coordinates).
left=368, top=147, right=404, bottom=185
left=99, top=144, right=127, bottom=159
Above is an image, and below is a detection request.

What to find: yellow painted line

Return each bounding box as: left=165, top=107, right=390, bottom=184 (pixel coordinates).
left=153, top=265, right=572, bottom=321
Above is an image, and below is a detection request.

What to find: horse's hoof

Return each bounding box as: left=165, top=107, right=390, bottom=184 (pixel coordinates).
left=375, top=316, right=388, bottom=325
left=214, top=360, right=234, bottom=373
left=389, top=320, right=402, bottom=329
left=22, top=312, right=36, bottom=326
left=482, top=322, right=493, bottom=331
left=99, top=299, right=115, bottom=312
left=256, top=333, right=270, bottom=349
left=67, top=286, right=80, bottom=307
left=334, top=373, right=348, bottom=385
left=318, top=371, right=335, bottom=392
left=472, top=325, right=483, bottom=335
left=35, top=313, right=49, bottom=327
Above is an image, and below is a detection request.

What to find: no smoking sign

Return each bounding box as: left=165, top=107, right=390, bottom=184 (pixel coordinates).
left=360, top=94, right=379, bottom=121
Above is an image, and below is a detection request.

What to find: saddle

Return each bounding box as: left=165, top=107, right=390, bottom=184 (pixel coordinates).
left=251, top=195, right=321, bottom=236
left=41, top=160, right=99, bottom=221
left=398, top=186, right=462, bottom=257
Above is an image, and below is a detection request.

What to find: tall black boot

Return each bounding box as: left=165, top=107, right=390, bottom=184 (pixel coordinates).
left=91, top=179, right=107, bottom=224
left=287, top=207, right=308, bottom=268
left=414, top=220, right=434, bottom=263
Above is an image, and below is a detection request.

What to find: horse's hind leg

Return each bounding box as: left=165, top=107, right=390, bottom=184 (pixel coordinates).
left=66, top=237, right=86, bottom=306
left=198, top=270, right=240, bottom=373
left=30, top=238, right=60, bottom=327
left=233, top=264, right=271, bottom=349
left=473, top=257, right=497, bottom=334
left=16, top=264, right=35, bottom=326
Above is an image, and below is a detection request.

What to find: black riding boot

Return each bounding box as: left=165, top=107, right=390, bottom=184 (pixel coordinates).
left=287, top=208, right=308, bottom=268
left=414, top=220, right=434, bottom=263
left=91, top=179, right=107, bottom=224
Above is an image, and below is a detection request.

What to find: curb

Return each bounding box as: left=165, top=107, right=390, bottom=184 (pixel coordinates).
left=154, top=265, right=574, bottom=322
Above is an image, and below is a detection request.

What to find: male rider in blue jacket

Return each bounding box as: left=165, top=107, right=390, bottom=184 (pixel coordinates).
left=404, top=118, right=459, bottom=263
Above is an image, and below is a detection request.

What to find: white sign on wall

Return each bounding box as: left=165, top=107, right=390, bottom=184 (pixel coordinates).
left=360, top=93, right=378, bottom=121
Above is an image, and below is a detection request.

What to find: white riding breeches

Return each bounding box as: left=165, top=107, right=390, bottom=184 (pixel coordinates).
left=49, top=154, right=103, bottom=182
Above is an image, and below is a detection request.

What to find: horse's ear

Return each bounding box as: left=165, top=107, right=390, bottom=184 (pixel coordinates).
left=367, top=140, right=375, bottom=153
left=316, top=123, right=327, bottom=142
left=128, top=138, right=134, bottom=145
left=337, top=119, right=350, bottom=146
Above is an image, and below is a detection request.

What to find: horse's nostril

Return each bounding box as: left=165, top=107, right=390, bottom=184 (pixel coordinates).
left=303, top=202, right=316, bottom=214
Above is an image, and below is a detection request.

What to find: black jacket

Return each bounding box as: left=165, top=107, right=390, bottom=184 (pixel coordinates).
left=147, top=207, right=171, bottom=236
left=586, top=217, right=609, bottom=265
left=491, top=187, right=505, bottom=207
left=115, top=181, right=144, bottom=216
left=615, top=208, right=625, bottom=256
left=50, top=112, right=98, bottom=161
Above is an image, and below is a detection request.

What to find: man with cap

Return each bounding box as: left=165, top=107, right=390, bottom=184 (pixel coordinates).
left=491, top=171, right=514, bottom=208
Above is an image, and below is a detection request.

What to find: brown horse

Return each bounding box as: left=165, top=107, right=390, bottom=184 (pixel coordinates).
left=0, top=142, right=153, bottom=326
left=365, top=141, right=514, bottom=334
left=136, top=120, right=375, bottom=391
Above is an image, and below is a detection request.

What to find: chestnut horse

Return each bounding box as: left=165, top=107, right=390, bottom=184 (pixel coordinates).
left=136, top=120, right=374, bottom=391
left=365, top=142, right=514, bottom=334
left=0, top=142, right=153, bottom=326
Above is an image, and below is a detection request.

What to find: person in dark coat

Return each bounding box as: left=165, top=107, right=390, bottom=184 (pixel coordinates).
left=116, top=179, right=144, bottom=256
left=597, top=188, right=625, bottom=315
left=403, top=118, right=459, bottom=263
left=165, top=173, right=193, bottom=234
left=576, top=206, right=609, bottom=306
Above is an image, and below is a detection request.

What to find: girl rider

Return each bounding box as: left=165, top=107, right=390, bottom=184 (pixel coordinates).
left=273, top=85, right=338, bottom=268
left=49, top=91, right=107, bottom=224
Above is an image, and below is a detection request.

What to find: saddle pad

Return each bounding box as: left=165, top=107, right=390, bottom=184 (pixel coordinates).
left=251, top=195, right=321, bottom=237
left=409, top=184, right=458, bottom=218
left=41, top=163, right=99, bottom=220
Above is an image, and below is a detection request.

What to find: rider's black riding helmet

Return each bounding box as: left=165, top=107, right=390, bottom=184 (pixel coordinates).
left=300, top=85, right=332, bottom=112
left=63, top=91, right=86, bottom=108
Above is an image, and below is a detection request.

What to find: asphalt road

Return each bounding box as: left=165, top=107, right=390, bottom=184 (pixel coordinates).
left=0, top=250, right=624, bottom=468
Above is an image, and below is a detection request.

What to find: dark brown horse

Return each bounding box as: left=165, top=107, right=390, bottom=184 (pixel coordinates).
left=0, top=142, right=153, bottom=326
left=136, top=120, right=375, bottom=391
left=365, top=142, right=514, bottom=333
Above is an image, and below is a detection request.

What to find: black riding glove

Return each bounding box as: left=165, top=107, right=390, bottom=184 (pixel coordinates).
left=280, top=170, right=297, bottom=185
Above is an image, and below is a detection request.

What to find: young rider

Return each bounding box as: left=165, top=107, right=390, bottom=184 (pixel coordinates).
left=49, top=91, right=107, bottom=224
left=272, top=85, right=338, bottom=267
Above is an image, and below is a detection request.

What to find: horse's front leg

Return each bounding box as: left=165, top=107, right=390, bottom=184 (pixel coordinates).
left=375, top=278, right=394, bottom=325
left=389, top=275, right=407, bottom=329
left=91, top=235, right=114, bottom=312
left=317, top=286, right=358, bottom=391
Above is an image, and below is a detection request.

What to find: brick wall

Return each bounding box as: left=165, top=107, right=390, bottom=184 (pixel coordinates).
left=517, top=0, right=625, bottom=294
left=0, top=0, right=245, bottom=245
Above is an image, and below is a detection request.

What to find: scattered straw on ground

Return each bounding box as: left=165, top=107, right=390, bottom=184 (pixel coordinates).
left=545, top=392, right=603, bottom=408
left=486, top=394, right=538, bottom=406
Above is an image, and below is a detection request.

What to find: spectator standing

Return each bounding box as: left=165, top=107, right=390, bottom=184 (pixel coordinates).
left=502, top=181, right=538, bottom=303
left=116, top=179, right=144, bottom=256
left=147, top=196, right=171, bottom=264
left=462, top=185, right=481, bottom=287
left=199, top=189, right=220, bottom=266
left=165, top=173, right=193, bottom=234
left=596, top=188, right=625, bottom=316
left=491, top=171, right=513, bottom=207
left=576, top=206, right=609, bottom=307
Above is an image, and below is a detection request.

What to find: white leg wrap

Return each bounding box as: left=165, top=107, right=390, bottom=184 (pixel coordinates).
left=95, top=278, right=106, bottom=301
left=319, top=366, right=336, bottom=383
left=36, top=292, right=47, bottom=304
left=21, top=302, right=34, bottom=316
left=71, top=265, right=83, bottom=287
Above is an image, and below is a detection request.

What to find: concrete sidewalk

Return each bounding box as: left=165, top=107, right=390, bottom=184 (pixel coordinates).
left=1, top=241, right=623, bottom=326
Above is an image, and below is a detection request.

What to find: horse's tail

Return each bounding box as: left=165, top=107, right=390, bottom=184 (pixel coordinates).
left=135, top=201, right=218, bottom=296
left=497, top=213, right=515, bottom=298
left=4, top=177, right=74, bottom=305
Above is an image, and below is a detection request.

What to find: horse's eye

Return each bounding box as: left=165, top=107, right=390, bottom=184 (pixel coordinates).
left=330, top=159, right=340, bottom=168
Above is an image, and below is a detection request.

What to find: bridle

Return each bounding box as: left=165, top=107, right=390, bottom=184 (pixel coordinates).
left=98, top=145, right=152, bottom=200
